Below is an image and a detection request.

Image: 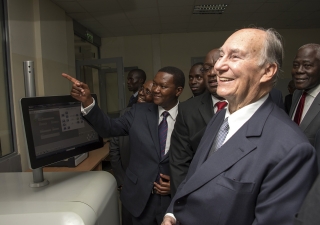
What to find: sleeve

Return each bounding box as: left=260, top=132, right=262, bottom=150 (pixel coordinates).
left=84, top=103, right=134, bottom=138
left=169, top=105, right=194, bottom=196
left=252, top=142, right=318, bottom=225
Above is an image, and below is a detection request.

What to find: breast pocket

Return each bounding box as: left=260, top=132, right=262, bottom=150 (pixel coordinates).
left=217, top=175, right=255, bottom=193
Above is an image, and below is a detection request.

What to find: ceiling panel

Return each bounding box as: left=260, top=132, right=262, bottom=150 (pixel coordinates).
left=124, top=8, right=159, bottom=18
left=49, top=0, right=320, bottom=38
left=158, top=6, right=193, bottom=17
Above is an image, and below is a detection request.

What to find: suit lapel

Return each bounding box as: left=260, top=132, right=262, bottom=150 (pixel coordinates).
left=176, top=97, right=274, bottom=198
left=146, top=104, right=161, bottom=158
left=300, top=92, right=320, bottom=131
left=198, top=92, right=214, bottom=124
left=289, top=90, right=303, bottom=117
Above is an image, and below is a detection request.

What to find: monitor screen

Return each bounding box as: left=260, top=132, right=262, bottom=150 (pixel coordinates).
left=21, top=94, right=104, bottom=169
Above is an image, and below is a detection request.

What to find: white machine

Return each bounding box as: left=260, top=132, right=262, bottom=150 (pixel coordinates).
left=0, top=172, right=120, bottom=225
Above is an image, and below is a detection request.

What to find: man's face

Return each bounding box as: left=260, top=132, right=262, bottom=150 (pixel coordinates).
left=214, top=29, right=268, bottom=108
left=152, top=72, right=182, bottom=110
left=202, top=49, right=220, bottom=97
left=189, top=64, right=206, bottom=96
left=137, top=80, right=153, bottom=103
left=127, top=71, right=142, bottom=92
left=292, top=46, right=320, bottom=90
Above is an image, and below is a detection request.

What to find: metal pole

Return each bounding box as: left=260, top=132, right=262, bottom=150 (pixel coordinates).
left=23, top=61, right=49, bottom=188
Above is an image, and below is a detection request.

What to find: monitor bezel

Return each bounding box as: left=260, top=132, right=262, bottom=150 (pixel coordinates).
left=20, top=94, right=104, bottom=169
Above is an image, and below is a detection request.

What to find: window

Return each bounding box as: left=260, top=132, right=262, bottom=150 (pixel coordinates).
left=0, top=0, right=15, bottom=160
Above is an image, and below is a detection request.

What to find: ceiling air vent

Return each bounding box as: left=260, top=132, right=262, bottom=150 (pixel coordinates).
left=193, top=4, right=227, bottom=14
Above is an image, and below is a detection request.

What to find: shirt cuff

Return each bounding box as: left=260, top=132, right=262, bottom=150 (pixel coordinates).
left=164, top=213, right=176, bottom=223
left=81, top=98, right=95, bottom=115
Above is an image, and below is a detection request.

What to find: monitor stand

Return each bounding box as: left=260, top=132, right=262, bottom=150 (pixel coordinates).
left=30, top=168, right=49, bottom=188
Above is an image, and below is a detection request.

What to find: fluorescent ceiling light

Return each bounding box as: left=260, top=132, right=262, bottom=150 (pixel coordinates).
left=193, top=4, right=227, bottom=14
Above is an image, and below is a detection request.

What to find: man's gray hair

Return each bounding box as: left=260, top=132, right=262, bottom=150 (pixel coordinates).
left=298, top=43, right=320, bottom=60
left=257, top=27, right=284, bottom=84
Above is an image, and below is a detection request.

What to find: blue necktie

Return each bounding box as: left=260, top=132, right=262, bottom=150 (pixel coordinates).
left=208, top=117, right=229, bottom=158
left=158, top=111, right=170, bottom=157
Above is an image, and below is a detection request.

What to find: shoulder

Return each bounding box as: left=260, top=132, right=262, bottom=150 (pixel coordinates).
left=180, top=92, right=211, bottom=108
left=268, top=105, right=310, bottom=144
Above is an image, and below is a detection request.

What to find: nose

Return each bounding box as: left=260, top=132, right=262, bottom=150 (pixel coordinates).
left=296, top=65, right=304, bottom=73
left=214, top=57, right=228, bottom=73
left=190, top=78, right=196, bottom=84
left=152, top=85, right=160, bottom=94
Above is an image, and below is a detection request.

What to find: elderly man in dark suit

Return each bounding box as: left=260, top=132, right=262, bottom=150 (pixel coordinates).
left=169, top=48, right=227, bottom=196
left=289, top=43, right=320, bottom=224
left=162, top=28, right=317, bottom=225
left=64, top=66, right=185, bottom=225
left=289, top=44, right=320, bottom=150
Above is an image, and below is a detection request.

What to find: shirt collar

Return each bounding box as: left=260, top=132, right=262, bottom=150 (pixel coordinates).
left=306, top=83, right=320, bottom=98
left=211, top=94, right=228, bottom=108
left=225, top=94, right=268, bottom=130
left=158, top=102, right=179, bottom=121
left=133, top=91, right=139, bottom=97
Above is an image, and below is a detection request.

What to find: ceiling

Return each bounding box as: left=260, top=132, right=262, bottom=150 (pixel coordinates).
left=50, top=0, right=320, bottom=38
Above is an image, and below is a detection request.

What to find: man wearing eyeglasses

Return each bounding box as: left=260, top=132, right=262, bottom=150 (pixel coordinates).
left=109, top=80, right=154, bottom=225
left=169, top=48, right=228, bottom=196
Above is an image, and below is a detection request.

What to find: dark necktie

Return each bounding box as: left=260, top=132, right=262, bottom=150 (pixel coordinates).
left=158, top=111, right=170, bottom=157
left=294, top=91, right=307, bottom=125
left=128, top=95, right=135, bottom=106
left=208, top=118, right=229, bottom=158
left=215, top=101, right=228, bottom=113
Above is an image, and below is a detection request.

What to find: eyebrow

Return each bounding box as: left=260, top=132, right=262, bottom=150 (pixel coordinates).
left=219, top=48, right=242, bottom=54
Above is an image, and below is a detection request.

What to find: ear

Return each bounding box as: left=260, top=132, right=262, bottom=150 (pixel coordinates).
left=260, top=63, right=277, bottom=83
left=175, top=87, right=183, bottom=97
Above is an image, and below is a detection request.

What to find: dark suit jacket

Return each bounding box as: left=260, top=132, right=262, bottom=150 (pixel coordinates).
left=289, top=90, right=320, bottom=147
left=270, top=88, right=285, bottom=110
left=169, top=91, right=214, bottom=196
left=127, top=95, right=138, bottom=107
left=285, top=94, right=293, bottom=114
left=84, top=103, right=171, bottom=217
left=294, top=174, right=320, bottom=225
left=109, top=107, right=131, bottom=186
left=167, top=97, right=317, bottom=225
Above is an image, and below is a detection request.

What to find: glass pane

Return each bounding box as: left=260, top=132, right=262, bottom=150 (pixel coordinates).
left=0, top=0, right=13, bottom=158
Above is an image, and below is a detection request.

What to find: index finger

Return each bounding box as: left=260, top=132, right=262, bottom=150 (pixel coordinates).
left=62, top=73, right=79, bottom=84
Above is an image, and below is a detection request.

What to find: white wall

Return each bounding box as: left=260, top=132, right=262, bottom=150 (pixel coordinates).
left=7, top=0, right=75, bottom=171
left=101, top=29, right=320, bottom=101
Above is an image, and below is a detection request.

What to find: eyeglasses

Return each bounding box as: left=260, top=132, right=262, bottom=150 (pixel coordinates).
left=139, top=86, right=152, bottom=96
left=200, top=65, right=214, bottom=73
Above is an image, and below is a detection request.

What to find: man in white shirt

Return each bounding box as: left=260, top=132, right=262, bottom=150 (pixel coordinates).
left=127, top=69, right=146, bottom=107
left=162, top=28, right=317, bottom=225
left=63, top=66, right=185, bottom=225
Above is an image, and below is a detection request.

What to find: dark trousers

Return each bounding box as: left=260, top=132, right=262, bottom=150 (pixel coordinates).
left=122, top=203, right=133, bottom=225
left=131, top=194, right=169, bottom=225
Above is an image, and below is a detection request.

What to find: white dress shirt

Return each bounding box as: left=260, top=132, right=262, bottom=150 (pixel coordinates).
left=158, top=103, right=179, bottom=155
left=211, top=95, right=228, bottom=113
left=291, top=84, right=320, bottom=122
left=166, top=94, right=269, bottom=222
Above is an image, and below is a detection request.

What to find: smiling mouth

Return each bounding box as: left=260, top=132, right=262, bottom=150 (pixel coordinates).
left=294, top=77, right=308, bottom=82
left=219, top=77, right=233, bottom=82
